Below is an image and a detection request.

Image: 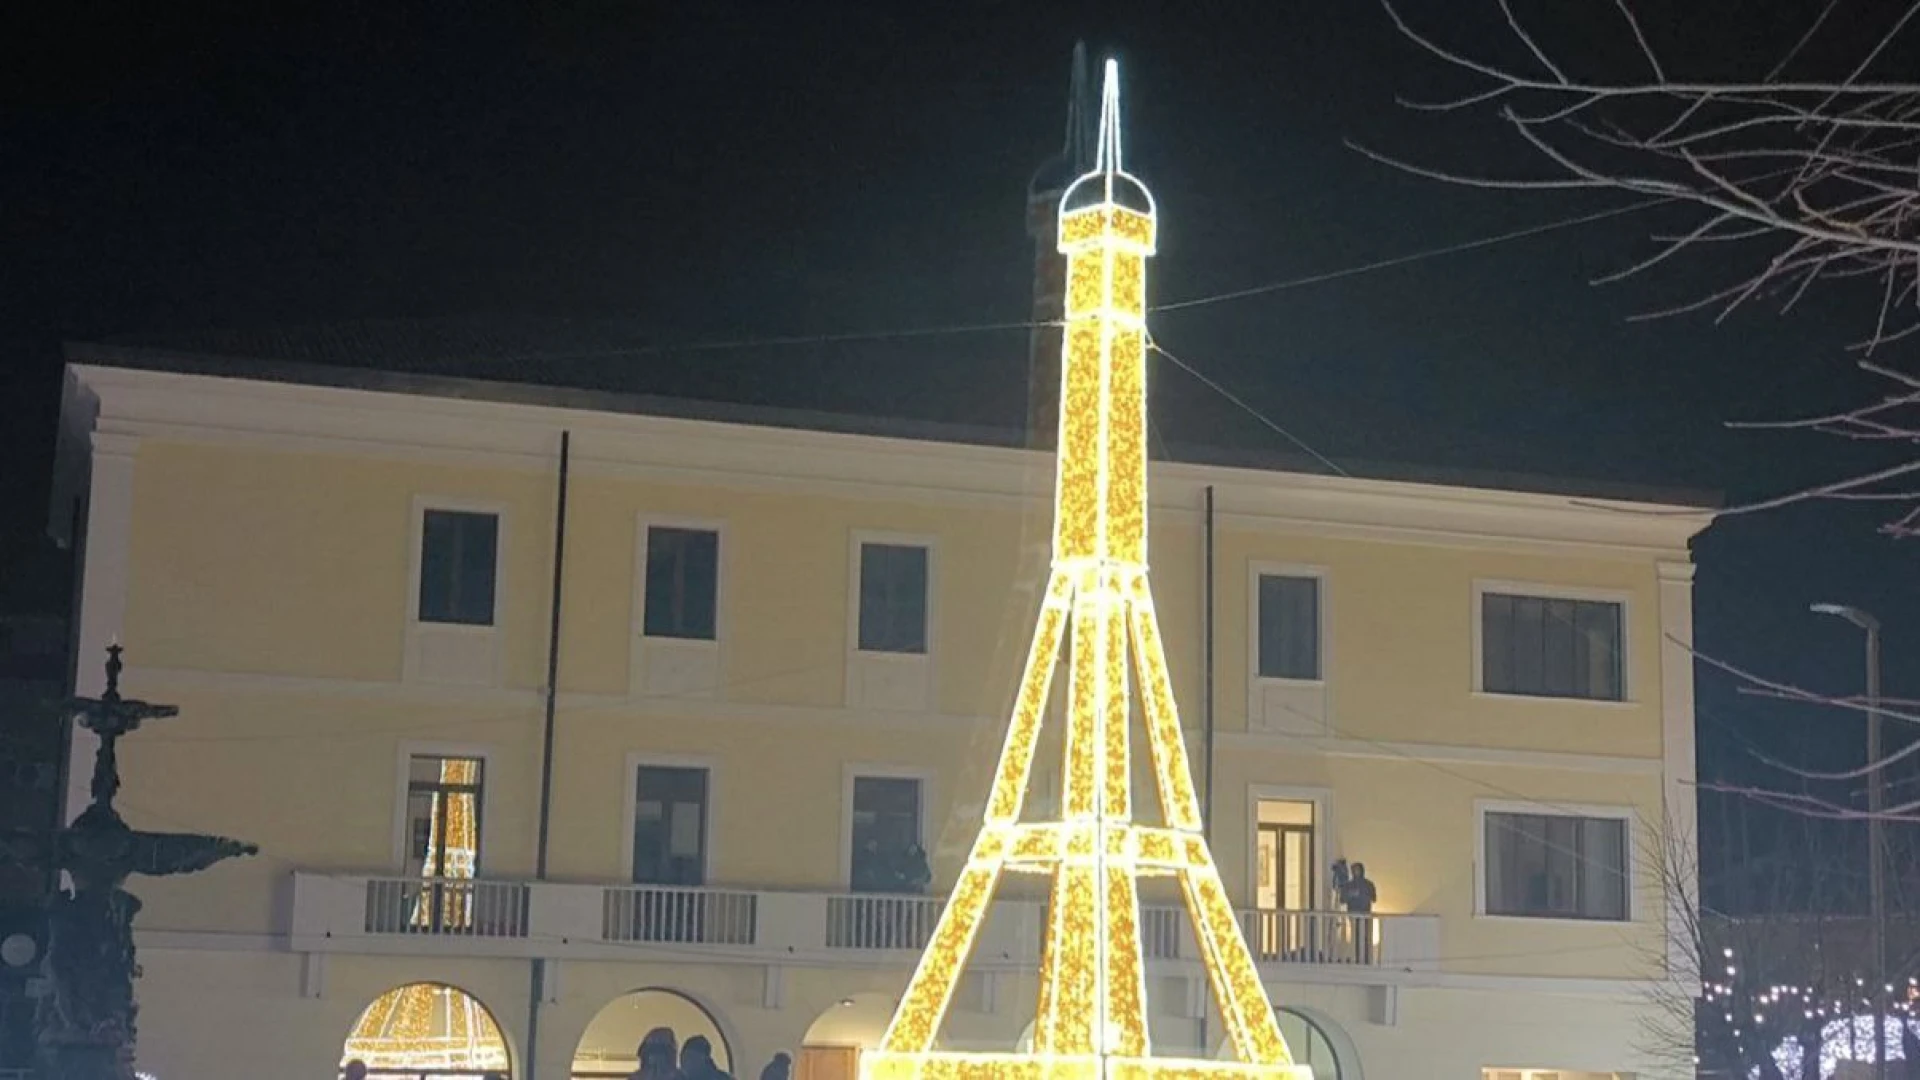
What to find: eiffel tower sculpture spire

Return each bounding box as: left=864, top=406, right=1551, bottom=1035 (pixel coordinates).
left=861, top=61, right=1312, bottom=1080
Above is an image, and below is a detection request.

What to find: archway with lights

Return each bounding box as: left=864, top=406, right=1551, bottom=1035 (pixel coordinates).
left=571, top=988, right=732, bottom=1079
left=340, top=981, right=511, bottom=1078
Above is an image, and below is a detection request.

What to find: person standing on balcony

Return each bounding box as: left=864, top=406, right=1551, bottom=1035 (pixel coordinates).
left=1340, top=863, right=1376, bottom=914
left=1339, top=862, right=1377, bottom=964
left=682, top=1035, right=733, bottom=1080
left=899, top=843, right=931, bottom=894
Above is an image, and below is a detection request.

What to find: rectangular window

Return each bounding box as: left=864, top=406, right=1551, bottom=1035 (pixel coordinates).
left=404, top=754, right=484, bottom=930
left=850, top=776, right=923, bottom=892
left=643, top=526, right=720, bottom=640
left=634, top=766, right=708, bottom=886
left=858, top=543, right=929, bottom=654
left=1257, top=574, right=1321, bottom=680
left=405, top=755, right=485, bottom=879
left=418, top=510, right=499, bottom=626
left=1483, top=810, right=1628, bottom=920
left=1481, top=591, right=1622, bottom=701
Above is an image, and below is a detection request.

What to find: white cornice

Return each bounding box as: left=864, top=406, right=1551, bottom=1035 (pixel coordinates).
left=70, top=362, right=1714, bottom=556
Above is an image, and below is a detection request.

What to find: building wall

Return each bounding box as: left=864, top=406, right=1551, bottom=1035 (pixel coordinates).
left=115, top=435, right=1678, bottom=979
left=65, top=361, right=1708, bottom=1079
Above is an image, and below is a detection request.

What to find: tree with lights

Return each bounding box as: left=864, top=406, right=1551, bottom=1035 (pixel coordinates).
left=1642, top=799, right=1920, bottom=1078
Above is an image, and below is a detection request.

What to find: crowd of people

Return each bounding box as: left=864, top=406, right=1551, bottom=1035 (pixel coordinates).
left=630, top=1026, right=789, bottom=1080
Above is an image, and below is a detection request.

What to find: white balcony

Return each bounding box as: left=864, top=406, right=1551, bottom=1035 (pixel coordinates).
left=290, top=872, right=1439, bottom=979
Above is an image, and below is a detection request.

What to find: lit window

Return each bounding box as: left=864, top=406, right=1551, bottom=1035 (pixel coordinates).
left=858, top=543, right=929, bottom=654
left=644, top=527, right=719, bottom=641
left=1483, top=810, right=1627, bottom=920
left=403, top=755, right=484, bottom=931
left=418, top=510, right=498, bottom=626
left=1481, top=591, right=1622, bottom=701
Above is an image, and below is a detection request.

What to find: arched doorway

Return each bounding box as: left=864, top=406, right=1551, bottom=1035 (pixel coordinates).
left=342, top=981, right=511, bottom=1078
left=1275, top=1008, right=1343, bottom=1080
left=572, top=989, right=732, bottom=1079
left=1212, top=1007, right=1350, bottom=1080
left=797, top=993, right=897, bottom=1080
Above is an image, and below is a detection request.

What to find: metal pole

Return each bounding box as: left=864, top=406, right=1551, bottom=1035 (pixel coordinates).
left=529, top=429, right=572, bottom=1080
left=1867, top=620, right=1886, bottom=1080
left=1813, top=602, right=1886, bottom=1078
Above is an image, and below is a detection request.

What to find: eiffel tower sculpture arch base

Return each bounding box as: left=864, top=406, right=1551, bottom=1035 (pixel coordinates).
left=859, top=61, right=1314, bottom=1080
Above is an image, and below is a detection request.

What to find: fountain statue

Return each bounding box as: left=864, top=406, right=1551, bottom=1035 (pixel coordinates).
left=1, top=645, right=256, bottom=1080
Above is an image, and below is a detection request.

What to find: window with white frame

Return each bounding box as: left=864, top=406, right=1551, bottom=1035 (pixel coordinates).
left=403, top=754, right=485, bottom=931
left=1256, top=573, right=1321, bottom=681
left=850, top=775, right=924, bottom=892
left=418, top=509, right=499, bottom=626
left=1480, top=591, right=1623, bottom=701
left=857, top=542, right=929, bottom=654
left=633, top=765, right=708, bottom=887
left=1483, top=809, right=1628, bottom=920
left=404, top=754, right=485, bottom=881
left=643, top=526, right=719, bottom=641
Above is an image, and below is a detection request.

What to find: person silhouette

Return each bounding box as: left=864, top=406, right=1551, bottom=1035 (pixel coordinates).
left=682, top=1034, right=733, bottom=1080
left=1341, top=863, right=1376, bottom=914
left=631, top=1026, right=680, bottom=1080
left=760, top=1052, right=793, bottom=1080
left=1339, top=862, right=1378, bottom=963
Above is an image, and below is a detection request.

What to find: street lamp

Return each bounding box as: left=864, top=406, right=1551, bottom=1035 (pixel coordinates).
left=1812, top=602, right=1886, bottom=1079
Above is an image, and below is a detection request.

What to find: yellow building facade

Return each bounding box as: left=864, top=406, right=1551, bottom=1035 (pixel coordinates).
left=54, top=349, right=1710, bottom=1080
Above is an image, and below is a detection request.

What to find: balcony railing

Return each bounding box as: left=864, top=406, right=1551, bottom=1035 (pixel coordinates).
left=826, top=892, right=943, bottom=950
left=362, top=876, right=530, bottom=938
left=1241, top=908, right=1379, bottom=965
left=602, top=883, right=757, bottom=946
left=292, top=872, right=1439, bottom=976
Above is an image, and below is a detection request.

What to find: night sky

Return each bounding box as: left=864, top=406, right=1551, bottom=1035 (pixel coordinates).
left=4, top=1, right=1916, bottom=908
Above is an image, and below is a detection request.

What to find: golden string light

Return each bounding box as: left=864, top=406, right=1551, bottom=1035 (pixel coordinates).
left=861, top=60, right=1310, bottom=1080
left=343, top=982, right=510, bottom=1071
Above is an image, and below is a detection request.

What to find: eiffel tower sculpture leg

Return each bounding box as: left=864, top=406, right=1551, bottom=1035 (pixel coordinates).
left=861, top=59, right=1310, bottom=1080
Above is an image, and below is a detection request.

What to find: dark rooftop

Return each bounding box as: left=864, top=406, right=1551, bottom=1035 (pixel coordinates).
left=71, top=315, right=1720, bottom=509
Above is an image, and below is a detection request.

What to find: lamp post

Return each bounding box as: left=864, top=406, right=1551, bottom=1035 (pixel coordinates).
left=1812, top=602, right=1885, bottom=1079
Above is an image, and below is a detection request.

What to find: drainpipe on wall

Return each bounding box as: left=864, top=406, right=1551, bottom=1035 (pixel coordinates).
left=528, top=430, right=572, bottom=1080
left=1199, top=484, right=1216, bottom=1056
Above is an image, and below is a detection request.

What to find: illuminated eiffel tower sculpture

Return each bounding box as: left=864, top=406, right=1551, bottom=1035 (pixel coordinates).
left=860, top=61, right=1312, bottom=1080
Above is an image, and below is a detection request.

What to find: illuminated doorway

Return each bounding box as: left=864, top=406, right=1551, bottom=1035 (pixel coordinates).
left=798, top=993, right=896, bottom=1080
left=341, top=982, right=510, bottom=1078
left=1252, top=797, right=1317, bottom=957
